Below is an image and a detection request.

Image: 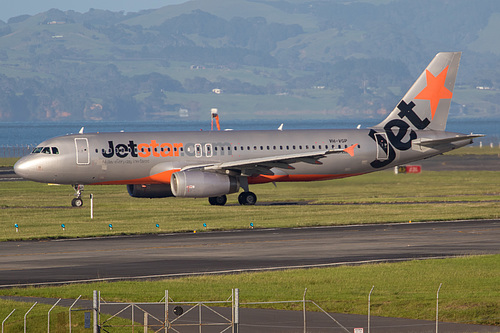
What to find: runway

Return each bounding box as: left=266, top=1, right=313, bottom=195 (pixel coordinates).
left=1, top=219, right=499, bottom=287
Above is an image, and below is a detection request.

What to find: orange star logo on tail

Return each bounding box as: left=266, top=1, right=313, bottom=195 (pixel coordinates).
left=414, top=66, right=453, bottom=120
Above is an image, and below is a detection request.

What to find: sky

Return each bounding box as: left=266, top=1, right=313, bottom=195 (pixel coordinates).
left=1, top=0, right=188, bottom=22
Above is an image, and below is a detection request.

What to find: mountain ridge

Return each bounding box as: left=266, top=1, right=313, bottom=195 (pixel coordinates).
left=0, top=0, right=499, bottom=122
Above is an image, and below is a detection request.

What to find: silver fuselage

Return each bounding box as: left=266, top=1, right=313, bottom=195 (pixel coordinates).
left=14, top=128, right=471, bottom=186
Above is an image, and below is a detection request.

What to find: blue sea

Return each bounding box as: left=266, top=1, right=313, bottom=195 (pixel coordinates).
left=0, top=118, right=498, bottom=147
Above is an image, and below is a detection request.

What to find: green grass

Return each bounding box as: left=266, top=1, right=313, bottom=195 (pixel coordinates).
left=0, top=158, right=18, bottom=167
left=1, top=169, right=498, bottom=241
left=1, top=255, right=499, bottom=326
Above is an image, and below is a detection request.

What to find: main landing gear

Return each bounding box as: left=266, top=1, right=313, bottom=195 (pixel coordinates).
left=71, top=184, right=84, bottom=207
left=238, top=192, right=257, bottom=205
left=207, top=191, right=257, bottom=206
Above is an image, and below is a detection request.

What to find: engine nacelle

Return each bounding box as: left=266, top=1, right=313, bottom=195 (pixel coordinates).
left=171, top=171, right=240, bottom=198
left=127, top=184, right=174, bottom=198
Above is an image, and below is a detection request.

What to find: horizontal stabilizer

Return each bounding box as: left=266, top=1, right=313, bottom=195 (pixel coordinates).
left=413, top=134, right=484, bottom=148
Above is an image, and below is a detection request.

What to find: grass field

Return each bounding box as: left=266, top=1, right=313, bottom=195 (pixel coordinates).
left=0, top=168, right=499, bottom=241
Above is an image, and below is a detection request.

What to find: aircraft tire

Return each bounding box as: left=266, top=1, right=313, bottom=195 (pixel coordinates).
left=208, top=195, right=227, bottom=206
left=71, top=198, right=83, bottom=207
left=238, top=192, right=257, bottom=205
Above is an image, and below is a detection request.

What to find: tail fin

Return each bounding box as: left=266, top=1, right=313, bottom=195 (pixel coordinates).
left=374, top=52, right=461, bottom=131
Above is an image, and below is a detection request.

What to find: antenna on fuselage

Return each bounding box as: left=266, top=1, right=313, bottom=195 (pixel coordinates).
left=211, top=108, right=220, bottom=131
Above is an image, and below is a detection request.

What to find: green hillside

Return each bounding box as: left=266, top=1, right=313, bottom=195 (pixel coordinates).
left=0, top=0, right=499, bottom=122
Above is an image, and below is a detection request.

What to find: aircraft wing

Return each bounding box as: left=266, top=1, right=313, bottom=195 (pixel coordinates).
left=182, top=144, right=358, bottom=176
left=413, top=134, right=484, bottom=148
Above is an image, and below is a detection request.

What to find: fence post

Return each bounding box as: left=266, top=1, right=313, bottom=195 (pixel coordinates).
left=2, top=309, right=16, bottom=333
left=303, top=288, right=307, bottom=333
left=436, top=283, right=442, bottom=333
left=69, top=295, right=82, bottom=333
left=165, top=290, right=169, bottom=333
left=47, top=298, right=61, bottom=333
left=93, top=291, right=99, bottom=333
left=368, top=285, right=374, bottom=333
left=234, top=288, right=239, bottom=333
left=24, top=302, right=37, bottom=333
left=231, top=289, right=234, bottom=333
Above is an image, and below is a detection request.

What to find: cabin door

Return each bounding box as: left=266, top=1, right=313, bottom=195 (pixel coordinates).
left=75, top=138, right=90, bottom=165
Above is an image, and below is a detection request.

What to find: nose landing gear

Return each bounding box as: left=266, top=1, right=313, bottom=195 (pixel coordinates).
left=71, top=184, right=84, bottom=207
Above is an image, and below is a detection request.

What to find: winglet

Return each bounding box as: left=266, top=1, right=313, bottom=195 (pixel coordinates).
left=343, top=143, right=358, bottom=157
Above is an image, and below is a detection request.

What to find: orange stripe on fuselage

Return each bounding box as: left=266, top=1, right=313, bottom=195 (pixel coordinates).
left=92, top=170, right=364, bottom=186
left=91, top=169, right=180, bottom=185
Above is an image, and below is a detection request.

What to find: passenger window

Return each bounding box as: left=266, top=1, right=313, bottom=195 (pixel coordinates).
left=52, top=147, right=59, bottom=154
left=312, top=145, right=315, bottom=149
left=42, top=147, right=51, bottom=154
left=306, top=145, right=309, bottom=149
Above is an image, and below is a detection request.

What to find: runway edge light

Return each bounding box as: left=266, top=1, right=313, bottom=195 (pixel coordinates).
left=15, top=223, right=19, bottom=232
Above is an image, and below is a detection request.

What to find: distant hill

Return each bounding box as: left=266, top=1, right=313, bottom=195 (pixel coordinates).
left=0, top=0, right=499, bottom=122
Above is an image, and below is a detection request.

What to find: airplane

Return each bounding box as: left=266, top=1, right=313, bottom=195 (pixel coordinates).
left=14, top=52, right=483, bottom=207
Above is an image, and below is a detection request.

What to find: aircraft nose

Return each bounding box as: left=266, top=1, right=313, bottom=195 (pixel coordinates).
left=14, top=157, right=30, bottom=179
left=14, top=156, right=37, bottom=179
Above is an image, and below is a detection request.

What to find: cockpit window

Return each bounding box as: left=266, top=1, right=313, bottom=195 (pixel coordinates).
left=31, top=147, right=60, bottom=154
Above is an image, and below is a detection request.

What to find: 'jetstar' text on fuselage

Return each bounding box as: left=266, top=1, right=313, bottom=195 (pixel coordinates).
left=101, top=140, right=232, bottom=158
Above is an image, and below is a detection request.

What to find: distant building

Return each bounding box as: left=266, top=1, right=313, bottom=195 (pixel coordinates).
left=212, top=89, right=222, bottom=94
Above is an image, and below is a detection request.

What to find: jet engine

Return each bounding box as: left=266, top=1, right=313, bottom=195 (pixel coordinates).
left=127, top=184, right=174, bottom=198
left=171, top=170, right=239, bottom=198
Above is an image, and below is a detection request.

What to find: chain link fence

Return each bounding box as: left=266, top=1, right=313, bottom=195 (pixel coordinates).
left=0, top=145, right=34, bottom=158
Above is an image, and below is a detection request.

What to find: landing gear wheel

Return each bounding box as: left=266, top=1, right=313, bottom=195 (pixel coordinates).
left=71, top=184, right=84, bottom=208
left=238, top=192, right=257, bottom=205
left=208, top=195, right=227, bottom=206
left=71, top=198, right=83, bottom=207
